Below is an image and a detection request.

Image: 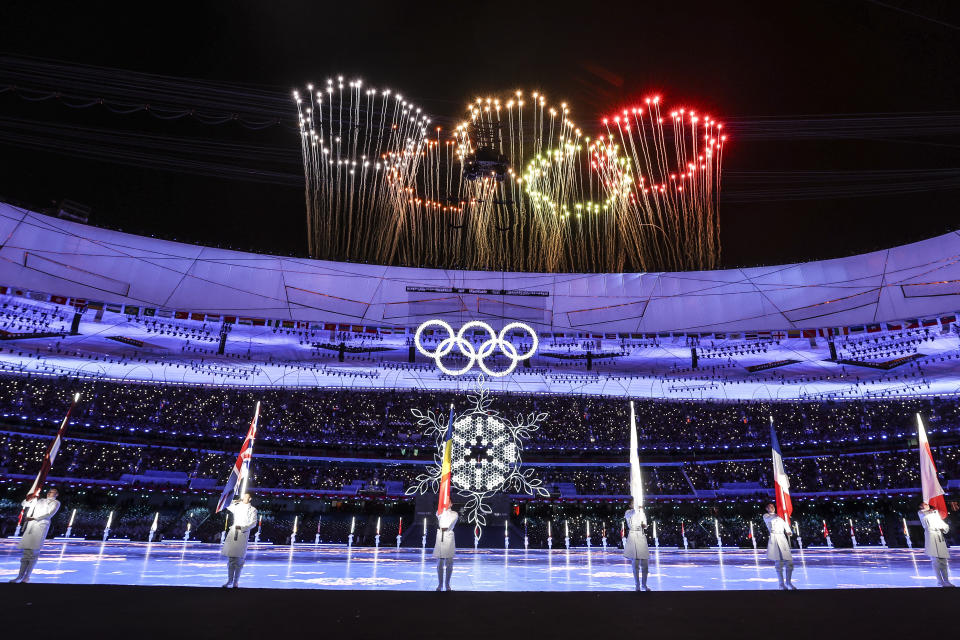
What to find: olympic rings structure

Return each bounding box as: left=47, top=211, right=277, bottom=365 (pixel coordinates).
left=414, top=320, right=539, bottom=377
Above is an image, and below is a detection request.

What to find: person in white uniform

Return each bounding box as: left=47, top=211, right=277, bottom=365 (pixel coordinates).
left=221, top=492, right=258, bottom=588
left=623, top=507, right=650, bottom=591
left=9, top=488, right=60, bottom=584
left=763, top=503, right=796, bottom=590
left=433, top=507, right=458, bottom=591
left=918, top=502, right=954, bottom=587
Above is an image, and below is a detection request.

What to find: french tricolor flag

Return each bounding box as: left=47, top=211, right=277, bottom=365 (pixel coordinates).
left=26, top=393, right=80, bottom=500
left=917, top=414, right=947, bottom=518
left=216, top=401, right=260, bottom=513
left=770, top=417, right=793, bottom=526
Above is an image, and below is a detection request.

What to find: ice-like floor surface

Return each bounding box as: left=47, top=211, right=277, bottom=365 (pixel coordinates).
left=1, top=539, right=954, bottom=591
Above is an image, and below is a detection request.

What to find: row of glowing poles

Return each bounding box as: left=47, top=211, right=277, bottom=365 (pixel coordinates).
left=68, top=509, right=912, bottom=544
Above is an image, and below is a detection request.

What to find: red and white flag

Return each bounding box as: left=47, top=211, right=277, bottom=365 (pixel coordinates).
left=216, top=401, right=260, bottom=512
left=769, top=417, right=793, bottom=526
left=26, top=393, right=80, bottom=500
left=917, top=414, right=947, bottom=518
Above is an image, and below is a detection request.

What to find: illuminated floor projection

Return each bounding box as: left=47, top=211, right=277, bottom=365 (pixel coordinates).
left=1, top=540, right=955, bottom=591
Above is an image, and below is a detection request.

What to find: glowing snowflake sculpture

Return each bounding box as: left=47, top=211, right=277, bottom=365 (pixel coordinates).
left=405, top=378, right=550, bottom=533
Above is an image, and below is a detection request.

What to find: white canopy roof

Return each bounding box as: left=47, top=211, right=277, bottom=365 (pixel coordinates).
left=1, top=201, right=958, bottom=333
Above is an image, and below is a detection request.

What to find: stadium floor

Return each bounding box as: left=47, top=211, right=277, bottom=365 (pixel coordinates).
left=0, top=539, right=956, bottom=591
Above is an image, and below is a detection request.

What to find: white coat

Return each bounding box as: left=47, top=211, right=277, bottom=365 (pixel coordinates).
left=623, top=509, right=649, bottom=560
left=221, top=502, right=258, bottom=558
left=763, top=512, right=793, bottom=562
left=18, top=498, right=60, bottom=550
left=433, top=510, right=458, bottom=559
left=919, top=509, right=949, bottom=559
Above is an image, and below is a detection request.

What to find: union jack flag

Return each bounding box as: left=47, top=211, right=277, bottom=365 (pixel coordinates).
left=216, top=402, right=260, bottom=512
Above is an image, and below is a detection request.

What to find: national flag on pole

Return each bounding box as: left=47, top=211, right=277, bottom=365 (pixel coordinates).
left=917, top=413, right=947, bottom=518
left=770, top=417, right=793, bottom=526
left=216, top=401, right=260, bottom=512
left=26, top=393, right=80, bottom=500
left=629, top=401, right=644, bottom=512
left=437, top=404, right=455, bottom=516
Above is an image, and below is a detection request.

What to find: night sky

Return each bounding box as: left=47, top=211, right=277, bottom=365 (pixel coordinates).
left=1, top=1, right=958, bottom=269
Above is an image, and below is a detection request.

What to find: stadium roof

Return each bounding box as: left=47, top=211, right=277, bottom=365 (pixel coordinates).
left=1, top=201, right=959, bottom=334
left=0, top=201, right=958, bottom=400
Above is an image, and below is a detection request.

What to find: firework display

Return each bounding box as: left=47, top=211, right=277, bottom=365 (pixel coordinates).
left=405, top=91, right=616, bottom=272
left=294, top=77, right=431, bottom=261
left=294, top=78, right=726, bottom=272
left=597, top=97, right=726, bottom=271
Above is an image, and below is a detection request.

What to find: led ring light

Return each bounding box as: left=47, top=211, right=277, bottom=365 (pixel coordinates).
left=414, top=319, right=538, bottom=377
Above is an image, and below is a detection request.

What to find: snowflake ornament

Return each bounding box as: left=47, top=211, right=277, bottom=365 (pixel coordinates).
left=405, top=377, right=550, bottom=535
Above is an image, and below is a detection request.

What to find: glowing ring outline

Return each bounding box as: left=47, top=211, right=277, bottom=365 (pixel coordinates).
left=414, top=319, right=538, bottom=377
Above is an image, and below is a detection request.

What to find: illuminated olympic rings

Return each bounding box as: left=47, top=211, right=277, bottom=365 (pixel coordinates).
left=414, top=319, right=538, bottom=377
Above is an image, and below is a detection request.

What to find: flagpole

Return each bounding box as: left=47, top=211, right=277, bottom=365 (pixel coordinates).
left=238, top=401, right=260, bottom=498
left=26, top=392, right=80, bottom=501
left=437, top=404, right=455, bottom=517
left=216, top=401, right=260, bottom=513
left=221, top=509, right=230, bottom=544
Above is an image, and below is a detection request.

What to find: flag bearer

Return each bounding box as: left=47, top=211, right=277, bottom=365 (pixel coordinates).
left=434, top=506, right=458, bottom=591
left=623, top=506, right=650, bottom=591
left=9, top=488, right=60, bottom=584
left=624, top=401, right=651, bottom=591
left=221, top=492, right=258, bottom=588
left=763, top=503, right=796, bottom=590
left=919, top=502, right=954, bottom=587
